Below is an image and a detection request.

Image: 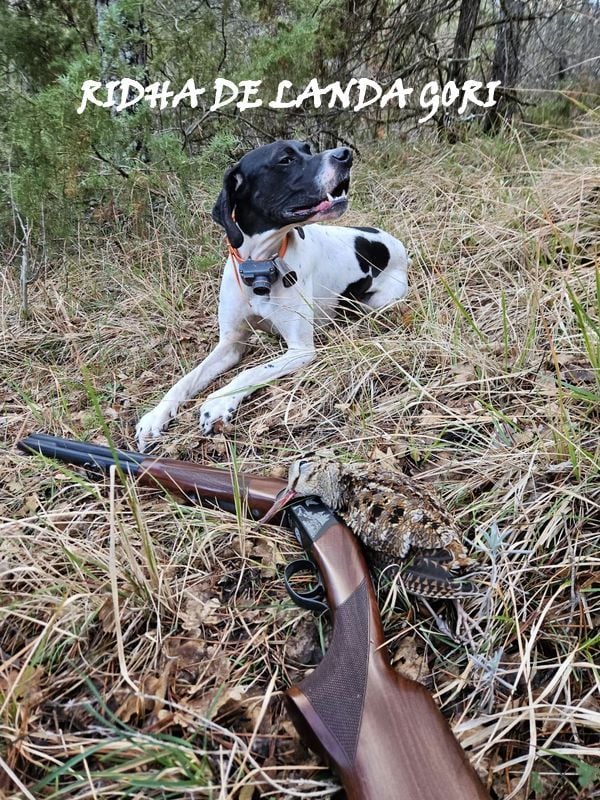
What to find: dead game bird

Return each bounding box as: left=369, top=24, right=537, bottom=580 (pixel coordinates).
left=261, top=458, right=478, bottom=599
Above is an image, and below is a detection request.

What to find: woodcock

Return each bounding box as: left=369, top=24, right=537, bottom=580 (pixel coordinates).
left=261, top=458, right=478, bottom=599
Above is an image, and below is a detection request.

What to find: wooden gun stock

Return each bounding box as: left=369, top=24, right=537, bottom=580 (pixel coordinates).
left=285, top=498, right=489, bottom=800
left=17, top=433, right=489, bottom=799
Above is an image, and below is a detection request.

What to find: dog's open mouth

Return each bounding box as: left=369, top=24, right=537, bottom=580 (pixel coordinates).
left=287, top=177, right=350, bottom=219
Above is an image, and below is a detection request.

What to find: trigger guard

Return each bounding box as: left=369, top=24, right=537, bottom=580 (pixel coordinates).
left=284, top=559, right=328, bottom=614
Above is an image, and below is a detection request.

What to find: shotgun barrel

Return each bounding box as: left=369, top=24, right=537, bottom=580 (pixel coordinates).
left=17, top=432, right=490, bottom=799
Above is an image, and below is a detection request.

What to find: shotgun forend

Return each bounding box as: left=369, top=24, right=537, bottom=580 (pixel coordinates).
left=17, top=433, right=490, bottom=800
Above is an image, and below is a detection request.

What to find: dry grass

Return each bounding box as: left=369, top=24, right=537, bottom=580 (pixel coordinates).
left=1, top=120, right=599, bottom=799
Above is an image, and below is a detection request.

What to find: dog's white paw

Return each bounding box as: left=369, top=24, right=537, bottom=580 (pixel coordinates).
left=135, top=402, right=177, bottom=451
left=199, top=395, right=239, bottom=435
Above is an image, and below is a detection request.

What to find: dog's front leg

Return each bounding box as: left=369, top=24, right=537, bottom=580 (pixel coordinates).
left=199, top=338, right=315, bottom=434
left=135, top=333, right=248, bottom=450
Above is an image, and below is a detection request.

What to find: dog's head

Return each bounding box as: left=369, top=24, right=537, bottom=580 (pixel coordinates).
left=212, top=140, right=353, bottom=248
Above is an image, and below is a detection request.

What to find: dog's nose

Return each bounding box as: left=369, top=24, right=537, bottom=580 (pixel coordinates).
left=331, top=147, right=353, bottom=166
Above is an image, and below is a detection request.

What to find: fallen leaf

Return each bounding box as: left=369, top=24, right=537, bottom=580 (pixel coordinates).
left=391, top=636, right=427, bottom=683
left=238, top=785, right=257, bottom=800
left=98, top=597, right=116, bottom=633
left=181, top=594, right=221, bottom=630
left=563, top=365, right=598, bottom=384
left=450, top=363, right=476, bottom=383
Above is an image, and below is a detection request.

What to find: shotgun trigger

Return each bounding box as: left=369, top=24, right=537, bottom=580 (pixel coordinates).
left=284, top=558, right=328, bottom=614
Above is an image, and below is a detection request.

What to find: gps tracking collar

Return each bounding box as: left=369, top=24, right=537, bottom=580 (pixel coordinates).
left=227, top=233, right=291, bottom=297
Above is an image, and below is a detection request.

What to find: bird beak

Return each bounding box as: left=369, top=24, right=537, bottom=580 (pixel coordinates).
left=259, top=488, right=298, bottom=524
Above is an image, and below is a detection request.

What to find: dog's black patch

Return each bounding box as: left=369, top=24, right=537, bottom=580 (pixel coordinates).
left=282, top=271, right=298, bottom=288
left=340, top=274, right=373, bottom=303
left=295, top=227, right=306, bottom=240
left=355, top=236, right=390, bottom=277
left=336, top=274, right=374, bottom=320
left=352, top=226, right=380, bottom=234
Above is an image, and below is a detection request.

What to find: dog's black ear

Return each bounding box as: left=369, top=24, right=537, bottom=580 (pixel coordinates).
left=212, top=164, right=244, bottom=248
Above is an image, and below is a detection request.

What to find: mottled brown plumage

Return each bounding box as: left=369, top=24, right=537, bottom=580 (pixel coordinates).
left=277, top=458, right=478, bottom=599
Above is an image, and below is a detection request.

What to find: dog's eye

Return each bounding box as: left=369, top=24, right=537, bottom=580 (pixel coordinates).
left=279, top=154, right=294, bottom=165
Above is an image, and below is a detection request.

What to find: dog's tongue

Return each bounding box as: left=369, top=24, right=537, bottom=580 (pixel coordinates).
left=311, top=198, right=332, bottom=213
left=294, top=197, right=333, bottom=215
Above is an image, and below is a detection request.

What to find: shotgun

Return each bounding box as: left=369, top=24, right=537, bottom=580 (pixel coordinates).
left=17, top=433, right=489, bottom=800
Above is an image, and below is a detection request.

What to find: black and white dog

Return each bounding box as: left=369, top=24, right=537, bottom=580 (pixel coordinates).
left=136, top=140, right=409, bottom=450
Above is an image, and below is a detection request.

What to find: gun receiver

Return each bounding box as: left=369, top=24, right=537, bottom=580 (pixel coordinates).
left=17, top=433, right=489, bottom=799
